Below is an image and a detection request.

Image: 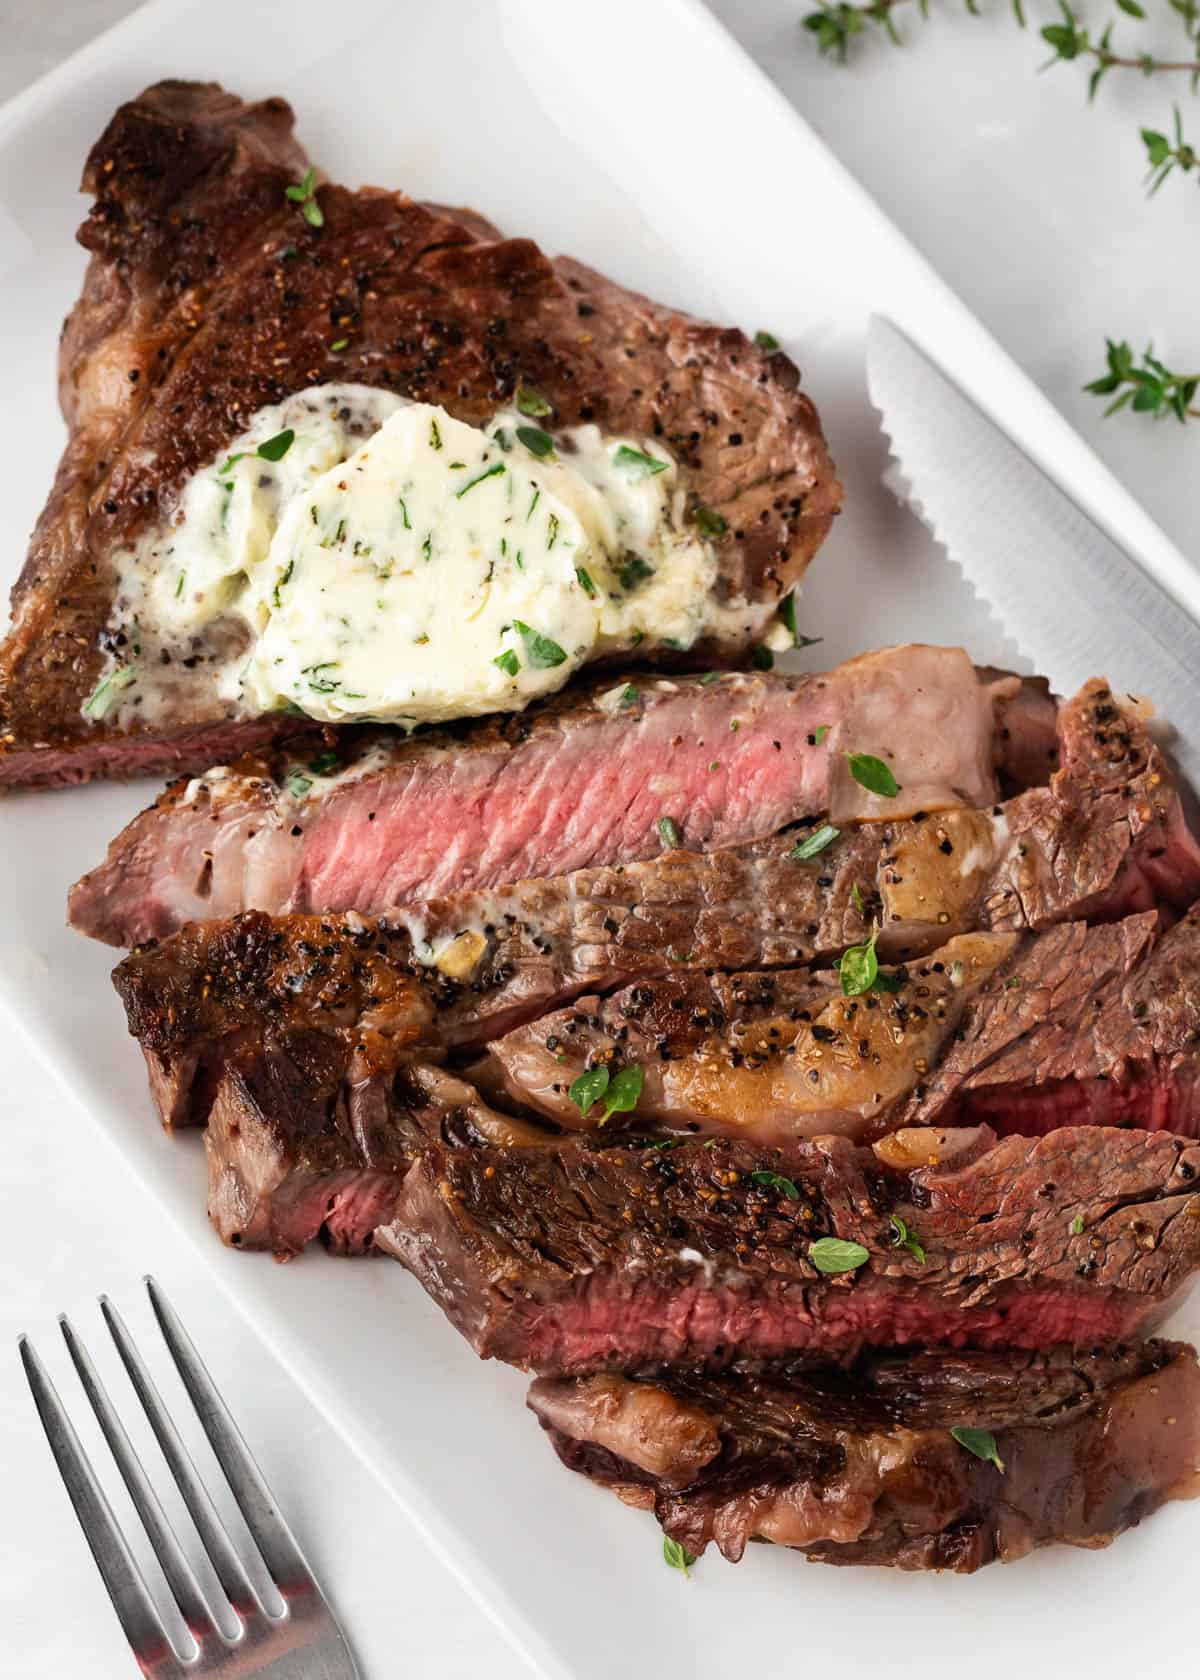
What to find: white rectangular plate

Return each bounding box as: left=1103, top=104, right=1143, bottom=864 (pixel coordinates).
left=2, top=4, right=1197, bottom=1677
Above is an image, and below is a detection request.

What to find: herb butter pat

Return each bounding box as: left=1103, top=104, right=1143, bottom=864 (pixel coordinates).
left=101, top=385, right=734, bottom=728
left=242, top=404, right=598, bottom=723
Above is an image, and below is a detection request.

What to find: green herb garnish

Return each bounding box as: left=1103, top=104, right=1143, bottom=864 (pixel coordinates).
left=750, top=1170, right=801, bottom=1197
left=397, top=496, right=411, bottom=530
left=82, top=665, right=136, bottom=720
left=790, top=822, right=840, bottom=861
left=850, top=882, right=866, bottom=917
left=516, top=384, right=553, bottom=418
left=429, top=418, right=443, bottom=451
left=575, top=566, right=597, bottom=597
left=657, top=815, right=681, bottom=849
left=256, top=428, right=295, bottom=462
left=950, top=1427, right=1006, bottom=1473
left=456, top=461, right=506, bottom=498
left=755, top=329, right=781, bottom=350
left=847, top=752, right=900, bottom=798
left=513, top=620, right=568, bottom=668
left=613, top=443, right=668, bottom=479
left=330, top=338, right=348, bottom=352
left=1085, top=336, right=1200, bottom=423
left=618, top=556, right=654, bottom=591
left=308, top=749, right=340, bottom=776
left=1142, top=107, right=1198, bottom=198
left=777, top=592, right=822, bottom=649
left=619, top=683, right=640, bottom=708
left=839, top=927, right=880, bottom=997
left=699, top=671, right=721, bottom=686
left=568, top=1062, right=644, bottom=1125
left=569, top=1065, right=611, bottom=1117
left=808, top=1237, right=870, bottom=1274
left=812, top=725, right=830, bottom=745
left=694, top=505, right=727, bottom=537
left=285, top=771, right=313, bottom=799
left=889, top=1214, right=925, bottom=1264
left=662, top=1537, right=698, bottom=1577
left=517, top=424, right=555, bottom=459
left=751, top=644, right=774, bottom=670
left=1071, top=1213, right=1085, bottom=1235
left=285, top=166, right=324, bottom=229
left=493, top=648, right=520, bottom=677
left=600, top=1064, right=644, bottom=1125
left=302, top=661, right=341, bottom=694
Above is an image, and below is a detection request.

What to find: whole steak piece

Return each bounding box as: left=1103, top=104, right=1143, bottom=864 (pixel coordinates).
left=528, top=1342, right=1200, bottom=1570
left=0, top=80, right=838, bottom=788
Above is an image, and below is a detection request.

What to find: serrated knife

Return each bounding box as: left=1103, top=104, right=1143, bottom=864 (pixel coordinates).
left=866, top=315, right=1200, bottom=785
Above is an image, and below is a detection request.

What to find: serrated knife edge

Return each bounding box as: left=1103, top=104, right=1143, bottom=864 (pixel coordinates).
left=866, top=315, right=1200, bottom=785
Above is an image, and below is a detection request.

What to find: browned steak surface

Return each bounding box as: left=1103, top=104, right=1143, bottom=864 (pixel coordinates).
left=529, top=1343, right=1200, bottom=1569
left=900, top=898, right=1200, bottom=1136
left=71, top=645, right=1007, bottom=945
left=0, top=80, right=838, bottom=787
left=376, top=1125, right=1200, bottom=1371
left=117, top=897, right=1200, bottom=1155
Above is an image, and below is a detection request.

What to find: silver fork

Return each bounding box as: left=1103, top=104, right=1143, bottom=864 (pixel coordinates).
left=18, top=1276, right=359, bottom=1678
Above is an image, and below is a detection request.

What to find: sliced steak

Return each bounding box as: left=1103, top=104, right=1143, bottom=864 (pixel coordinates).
left=375, top=1125, right=1200, bottom=1371
left=529, top=1343, right=1200, bottom=1570
left=476, top=931, right=1018, bottom=1145
left=111, top=901, right=1200, bottom=1154
left=901, top=898, right=1200, bottom=1137
left=0, top=80, right=838, bottom=788
left=203, top=1057, right=540, bottom=1256
left=106, top=675, right=1200, bottom=1127
left=477, top=907, right=1200, bottom=1146
left=73, top=644, right=1007, bottom=945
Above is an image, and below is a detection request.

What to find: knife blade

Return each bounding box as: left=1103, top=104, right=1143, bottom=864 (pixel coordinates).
left=866, top=314, right=1200, bottom=784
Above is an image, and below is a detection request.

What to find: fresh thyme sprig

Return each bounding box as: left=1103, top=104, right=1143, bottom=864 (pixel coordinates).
left=803, top=0, right=1200, bottom=428
left=1143, top=104, right=1198, bottom=191
left=1085, top=339, right=1200, bottom=421
left=802, top=0, right=1200, bottom=92
left=285, top=166, right=324, bottom=230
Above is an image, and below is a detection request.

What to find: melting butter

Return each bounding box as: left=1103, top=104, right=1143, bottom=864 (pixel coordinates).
left=94, top=386, right=734, bottom=729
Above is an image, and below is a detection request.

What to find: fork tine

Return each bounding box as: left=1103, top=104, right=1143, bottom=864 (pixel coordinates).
left=100, top=1294, right=263, bottom=1624
left=60, top=1313, right=219, bottom=1652
left=145, top=1276, right=316, bottom=1600
left=18, top=1335, right=184, bottom=1677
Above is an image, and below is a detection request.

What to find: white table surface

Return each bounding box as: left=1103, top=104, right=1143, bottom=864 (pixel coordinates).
left=2, top=3, right=1197, bottom=1676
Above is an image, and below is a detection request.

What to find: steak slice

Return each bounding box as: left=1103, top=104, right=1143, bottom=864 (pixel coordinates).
left=203, top=1056, right=539, bottom=1256
left=111, top=903, right=1200, bottom=1157
left=121, top=906, right=1200, bottom=1255
left=72, top=644, right=1008, bottom=945
left=529, top=1343, right=1200, bottom=1570
left=475, top=931, right=1018, bottom=1144
left=900, top=897, right=1200, bottom=1137
left=476, top=907, right=1200, bottom=1146
left=0, top=79, right=838, bottom=789
left=375, top=1125, right=1200, bottom=1371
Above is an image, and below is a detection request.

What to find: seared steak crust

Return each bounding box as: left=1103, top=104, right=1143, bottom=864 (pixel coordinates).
left=903, top=900, right=1200, bottom=1135
left=375, top=1125, right=1200, bottom=1371
left=116, top=900, right=1200, bottom=1161
left=530, top=1343, right=1200, bottom=1569
left=1, top=80, right=839, bottom=787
